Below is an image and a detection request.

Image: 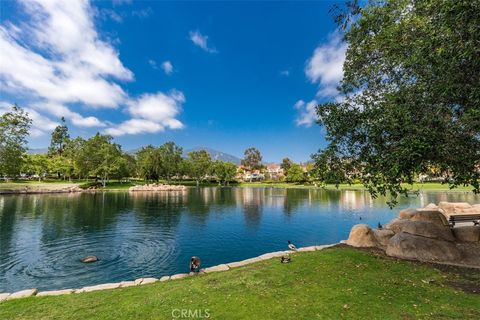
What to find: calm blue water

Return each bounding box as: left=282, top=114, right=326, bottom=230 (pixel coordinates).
left=0, top=187, right=478, bottom=292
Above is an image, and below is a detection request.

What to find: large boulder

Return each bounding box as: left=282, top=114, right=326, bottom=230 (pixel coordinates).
left=398, top=208, right=417, bottom=219
left=373, top=229, right=395, bottom=247
left=386, top=232, right=462, bottom=263
left=398, top=208, right=449, bottom=228
left=457, top=242, right=480, bottom=267
left=453, top=226, right=480, bottom=242
left=345, top=224, right=379, bottom=247
left=386, top=219, right=455, bottom=242
left=424, top=203, right=439, bottom=210
left=438, top=202, right=473, bottom=214
left=410, top=209, right=450, bottom=228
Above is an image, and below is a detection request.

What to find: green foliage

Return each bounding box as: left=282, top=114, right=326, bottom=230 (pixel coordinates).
left=135, top=142, right=183, bottom=182
left=48, top=117, right=69, bottom=156
left=187, top=150, right=212, bottom=185
left=0, top=105, right=32, bottom=178
left=241, top=147, right=262, bottom=170
left=313, top=0, right=480, bottom=205
left=118, top=153, right=136, bottom=180
left=71, top=133, right=125, bottom=186
left=48, top=155, right=74, bottom=180
left=213, top=160, right=238, bottom=185
left=280, top=157, right=292, bottom=172
left=156, top=142, right=183, bottom=181
left=135, top=145, right=159, bottom=181
left=285, top=163, right=305, bottom=183
left=22, top=154, right=49, bottom=180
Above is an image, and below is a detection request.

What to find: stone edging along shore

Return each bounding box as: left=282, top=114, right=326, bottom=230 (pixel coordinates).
left=0, top=244, right=337, bottom=302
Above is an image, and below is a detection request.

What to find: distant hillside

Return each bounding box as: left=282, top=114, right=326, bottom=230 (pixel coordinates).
left=184, top=147, right=241, bottom=165
left=127, top=146, right=242, bottom=164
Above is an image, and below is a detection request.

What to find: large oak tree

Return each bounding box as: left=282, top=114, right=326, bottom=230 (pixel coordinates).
left=313, top=0, right=480, bottom=204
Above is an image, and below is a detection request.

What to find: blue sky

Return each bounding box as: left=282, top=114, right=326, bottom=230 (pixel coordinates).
left=0, top=0, right=346, bottom=163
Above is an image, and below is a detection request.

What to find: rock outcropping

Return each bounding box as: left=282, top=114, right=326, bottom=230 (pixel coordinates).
left=345, top=202, right=480, bottom=268
left=129, top=184, right=187, bottom=192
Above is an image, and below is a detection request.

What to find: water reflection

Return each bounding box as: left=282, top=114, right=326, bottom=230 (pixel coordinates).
left=0, top=188, right=478, bottom=292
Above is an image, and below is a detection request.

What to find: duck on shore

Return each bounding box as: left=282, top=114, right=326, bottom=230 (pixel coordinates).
left=287, top=240, right=297, bottom=251
left=281, top=254, right=291, bottom=263
left=190, top=256, right=201, bottom=272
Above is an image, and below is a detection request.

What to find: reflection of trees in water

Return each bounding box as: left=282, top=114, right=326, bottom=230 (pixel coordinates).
left=234, top=188, right=264, bottom=228
left=339, top=190, right=373, bottom=211
left=215, top=187, right=237, bottom=207
left=283, top=189, right=308, bottom=215
left=0, top=196, right=18, bottom=257
left=128, top=191, right=185, bottom=230
left=183, top=187, right=237, bottom=225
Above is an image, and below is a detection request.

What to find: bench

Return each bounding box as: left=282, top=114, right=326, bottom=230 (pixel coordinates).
left=449, top=214, right=480, bottom=227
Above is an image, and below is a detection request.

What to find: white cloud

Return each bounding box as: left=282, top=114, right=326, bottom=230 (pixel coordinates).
left=104, top=119, right=163, bottom=136
left=149, top=59, right=174, bottom=75
left=0, top=0, right=131, bottom=109
left=0, top=0, right=184, bottom=137
left=295, top=32, right=346, bottom=127
left=148, top=59, right=159, bottom=69
left=112, top=0, right=132, bottom=5
left=32, top=102, right=106, bottom=128
left=100, top=9, right=123, bottom=23
left=105, top=90, right=185, bottom=136
left=161, top=60, right=173, bottom=75
left=132, top=7, right=153, bottom=19
left=189, top=30, right=217, bottom=53
left=280, top=70, right=290, bottom=76
left=305, top=32, right=346, bottom=98
left=294, top=100, right=318, bottom=127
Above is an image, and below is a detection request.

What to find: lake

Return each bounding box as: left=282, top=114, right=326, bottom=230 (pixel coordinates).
left=1, top=187, right=479, bottom=292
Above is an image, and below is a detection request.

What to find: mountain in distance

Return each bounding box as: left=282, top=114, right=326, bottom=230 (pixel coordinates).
left=184, top=147, right=242, bottom=165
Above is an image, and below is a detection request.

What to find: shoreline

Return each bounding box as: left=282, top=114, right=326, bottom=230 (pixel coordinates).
left=0, top=184, right=475, bottom=195
left=0, top=244, right=337, bottom=300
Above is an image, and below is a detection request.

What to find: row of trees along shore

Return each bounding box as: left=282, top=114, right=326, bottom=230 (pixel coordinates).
left=0, top=106, right=312, bottom=186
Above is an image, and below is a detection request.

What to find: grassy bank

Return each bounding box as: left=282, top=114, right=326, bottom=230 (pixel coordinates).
left=0, top=181, right=80, bottom=191
left=1, top=247, right=479, bottom=320
left=238, top=181, right=474, bottom=192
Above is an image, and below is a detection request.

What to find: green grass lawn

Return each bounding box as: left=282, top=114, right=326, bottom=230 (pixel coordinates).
left=1, top=247, right=479, bottom=320
left=238, top=181, right=474, bottom=192
left=0, top=181, right=81, bottom=190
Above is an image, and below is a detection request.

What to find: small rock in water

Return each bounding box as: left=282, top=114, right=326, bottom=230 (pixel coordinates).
left=80, top=256, right=99, bottom=263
